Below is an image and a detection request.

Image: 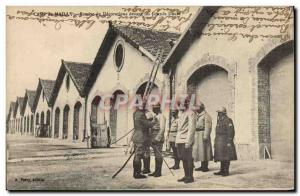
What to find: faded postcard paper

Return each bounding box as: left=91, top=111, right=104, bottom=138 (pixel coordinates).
left=6, top=6, right=294, bottom=191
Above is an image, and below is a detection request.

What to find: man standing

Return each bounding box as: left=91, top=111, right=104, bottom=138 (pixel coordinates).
left=148, top=104, right=166, bottom=177
left=193, top=102, right=213, bottom=172
left=141, top=112, right=153, bottom=174
left=166, top=109, right=180, bottom=170
left=132, top=103, right=154, bottom=179
left=214, top=107, right=237, bottom=177
left=176, top=98, right=196, bottom=183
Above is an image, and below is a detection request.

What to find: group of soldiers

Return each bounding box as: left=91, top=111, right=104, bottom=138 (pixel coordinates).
left=132, top=98, right=237, bottom=184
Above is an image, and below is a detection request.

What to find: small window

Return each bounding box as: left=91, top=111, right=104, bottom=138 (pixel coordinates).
left=42, top=91, right=45, bottom=102
left=114, top=41, right=124, bottom=72
left=66, top=75, right=70, bottom=91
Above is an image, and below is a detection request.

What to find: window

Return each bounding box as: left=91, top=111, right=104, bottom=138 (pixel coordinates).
left=114, top=41, right=125, bottom=72
left=66, top=74, right=70, bottom=91
left=42, top=90, right=45, bottom=102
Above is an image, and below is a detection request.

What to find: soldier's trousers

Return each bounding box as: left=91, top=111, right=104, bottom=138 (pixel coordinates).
left=150, top=141, right=163, bottom=159
left=170, top=142, right=179, bottom=163
left=143, top=140, right=151, bottom=159
left=177, top=143, right=194, bottom=178
left=133, top=143, right=144, bottom=162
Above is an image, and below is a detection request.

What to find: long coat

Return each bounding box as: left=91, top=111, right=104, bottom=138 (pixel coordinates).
left=132, top=109, right=153, bottom=144
left=192, top=111, right=213, bottom=162
left=214, top=114, right=237, bottom=161
left=175, top=111, right=196, bottom=146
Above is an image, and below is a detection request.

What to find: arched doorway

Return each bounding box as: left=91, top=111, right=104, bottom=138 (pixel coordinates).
left=73, top=102, right=82, bottom=140
left=110, top=90, right=127, bottom=145
left=136, top=82, right=159, bottom=99
left=257, top=41, right=294, bottom=160
left=27, top=116, right=29, bottom=133
left=40, top=112, right=45, bottom=137
left=46, top=110, right=51, bottom=137
left=54, top=108, right=60, bottom=138
left=36, top=113, right=39, bottom=125
left=20, top=118, right=23, bottom=134
left=63, top=105, right=70, bottom=139
left=30, top=115, right=34, bottom=134
left=24, top=117, right=26, bottom=133
left=91, top=96, right=101, bottom=124
left=187, top=65, right=231, bottom=142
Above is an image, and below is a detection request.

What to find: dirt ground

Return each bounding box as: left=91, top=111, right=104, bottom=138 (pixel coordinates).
left=6, top=134, right=295, bottom=191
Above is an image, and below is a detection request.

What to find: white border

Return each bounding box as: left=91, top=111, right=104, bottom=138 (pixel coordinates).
left=1, top=1, right=298, bottom=195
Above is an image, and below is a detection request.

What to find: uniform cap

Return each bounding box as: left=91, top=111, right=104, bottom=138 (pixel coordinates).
left=216, top=106, right=227, bottom=114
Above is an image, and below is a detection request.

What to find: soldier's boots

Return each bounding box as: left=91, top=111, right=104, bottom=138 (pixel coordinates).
left=184, top=159, right=194, bottom=183
left=170, top=159, right=180, bottom=170
left=149, top=158, right=163, bottom=177
left=141, top=157, right=151, bottom=174
left=195, top=161, right=209, bottom=172
left=177, top=161, right=188, bottom=182
left=222, top=161, right=230, bottom=177
left=133, top=160, right=147, bottom=179
left=214, top=161, right=225, bottom=176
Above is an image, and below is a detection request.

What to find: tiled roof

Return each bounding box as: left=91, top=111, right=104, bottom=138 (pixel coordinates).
left=84, top=24, right=181, bottom=95
left=8, top=101, right=16, bottom=118
left=112, top=25, right=181, bottom=61
left=26, top=90, right=36, bottom=109
left=16, top=97, right=24, bottom=115
left=40, top=79, right=56, bottom=101
left=63, top=60, right=92, bottom=94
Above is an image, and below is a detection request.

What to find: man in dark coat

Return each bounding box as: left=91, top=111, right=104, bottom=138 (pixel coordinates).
left=214, top=106, right=237, bottom=177
left=132, top=104, right=154, bottom=179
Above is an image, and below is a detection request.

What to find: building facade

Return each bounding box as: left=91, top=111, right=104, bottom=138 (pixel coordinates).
left=32, top=79, right=56, bottom=137
left=162, top=7, right=294, bottom=160
left=50, top=60, right=91, bottom=141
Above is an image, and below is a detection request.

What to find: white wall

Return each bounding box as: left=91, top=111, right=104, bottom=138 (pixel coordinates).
left=87, top=35, right=166, bottom=145
left=52, top=73, right=85, bottom=141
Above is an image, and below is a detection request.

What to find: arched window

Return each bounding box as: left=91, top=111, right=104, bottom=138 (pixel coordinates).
left=114, top=41, right=125, bottom=72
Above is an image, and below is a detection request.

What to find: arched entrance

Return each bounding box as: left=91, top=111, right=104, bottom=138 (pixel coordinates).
left=30, top=115, right=34, bottom=134
left=110, top=90, right=128, bottom=144
left=91, top=96, right=101, bottom=124
left=27, top=116, right=29, bottom=133
left=24, top=117, right=26, bottom=133
left=73, top=102, right=82, bottom=140
left=46, top=110, right=51, bottom=137
left=63, top=105, right=70, bottom=139
left=54, top=108, right=60, bottom=138
left=187, top=65, right=231, bottom=141
left=136, top=82, right=159, bottom=98
left=40, top=112, right=45, bottom=137
left=257, top=41, right=294, bottom=160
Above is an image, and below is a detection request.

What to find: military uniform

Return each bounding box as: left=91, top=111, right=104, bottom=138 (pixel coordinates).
left=176, top=110, right=196, bottom=183
left=214, top=107, right=237, bottom=176
left=148, top=112, right=166, bottom=177
left=168, top=117, right=180, bottom=169
left=193, top=110, right=213, bottom=171
left=132, top=108, right=154, bottom=179
left=141, top=112, right=153, bottom=174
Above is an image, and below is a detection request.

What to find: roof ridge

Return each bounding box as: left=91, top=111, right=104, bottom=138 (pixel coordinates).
left=63, top=60, right=92, bottom=66
left=111, top=24, right=181, bottom=36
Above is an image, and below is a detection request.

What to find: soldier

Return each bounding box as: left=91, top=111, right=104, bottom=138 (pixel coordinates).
left=141, top=112, right=153, bottom=174
left=176, top=98, right=196, bottom=183
left=132, top=103, right=154, bottom=179
left=193, top=102, right=213, bottom=172
left=166, top=109, right=180, bottom=170
left=148, top=103, right=166, bottom=177
left=214, top=107, right=237, bottom=177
